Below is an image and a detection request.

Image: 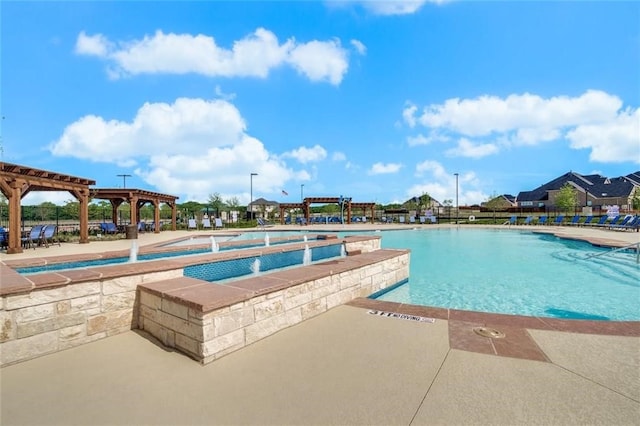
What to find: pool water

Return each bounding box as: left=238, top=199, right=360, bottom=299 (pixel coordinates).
left=364, top=229, right=639, bottom=321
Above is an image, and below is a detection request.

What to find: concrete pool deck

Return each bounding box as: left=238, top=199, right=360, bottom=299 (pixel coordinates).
left=1, top=223, right=639, bottom=425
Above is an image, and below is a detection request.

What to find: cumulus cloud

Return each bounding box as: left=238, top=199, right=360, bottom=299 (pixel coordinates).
left=350, top=39, right=367, bottom=55
left=403, top=90, right=639, bottom=164
left=332, top=151, right=347, bottom=161
left=75, top=28, right=351, bottom=85
left=411, top=160, right=486, bottom=205
left=48, top=98, right=301, bottom=202
left=368, top=162, right=402, bottom=175
left=282, top=145, right=328, bottom=164
left=407, top=132, right=450, bottom=146
left=351, top=0, right=448, bottom=16
left=445, top=138, right=499, bottom=159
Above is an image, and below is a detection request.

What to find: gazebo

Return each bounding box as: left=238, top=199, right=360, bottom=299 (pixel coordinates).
left=0, top=162, right=95, bottom=254
left=90, top=188, right=178, bottom=233
left=278, top=197, right=376, bottom=224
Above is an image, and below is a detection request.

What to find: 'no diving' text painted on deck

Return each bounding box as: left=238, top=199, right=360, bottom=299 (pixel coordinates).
left=367, top=310, right=435, bottom=323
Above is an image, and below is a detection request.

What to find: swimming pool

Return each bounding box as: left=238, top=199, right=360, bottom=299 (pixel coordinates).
left=364, top=228, right=639, bottom=321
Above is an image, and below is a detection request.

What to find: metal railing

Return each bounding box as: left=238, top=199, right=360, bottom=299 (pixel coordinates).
left=585, top=242, right=640, bottom=264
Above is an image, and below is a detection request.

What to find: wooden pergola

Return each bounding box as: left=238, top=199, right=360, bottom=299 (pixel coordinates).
left=0, top=162, right=96, bottom=254
left=90, top=188, right=178, bottom=233
left=278, top=198, right=376, bottom=224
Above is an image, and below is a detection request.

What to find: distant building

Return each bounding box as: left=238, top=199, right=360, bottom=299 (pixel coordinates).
left=248, top=197, right=279, bottom=219
left=516, top=171, right=639, bottom=212
left=481, top=194, right=517, bottom=209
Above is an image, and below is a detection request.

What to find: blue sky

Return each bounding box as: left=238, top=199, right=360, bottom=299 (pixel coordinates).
left=2, top=1, right=639, bottom=207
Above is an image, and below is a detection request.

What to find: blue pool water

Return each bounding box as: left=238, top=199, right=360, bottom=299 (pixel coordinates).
left=364, top=228, right=639, bottom=321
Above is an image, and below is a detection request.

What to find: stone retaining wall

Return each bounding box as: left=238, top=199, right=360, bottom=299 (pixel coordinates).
left=0, top=236, right=385, bottom=366
left=137, top=249, right=409, bottom=364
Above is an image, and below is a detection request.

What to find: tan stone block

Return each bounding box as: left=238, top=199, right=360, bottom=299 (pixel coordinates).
left=102, top=292, right=136, bottom=312
left=312, top=280, right=339, bottom=299
left=139, top=304, right=160, bottom=324
left=253, top=296, right=284, bottom=321
left=301, top=298, right=327, bottom=320
left=0, top=310, right=15, bottom=342
left=139, top=291, right=162, bottom=310
left=161, top=299, right=189, bottom=320
left=245, top=313, right=288, bottom=345
left=102, top=276, right=142, bottom=295
left=88, top=310, right=133, bottom=335
left=285, top=307, right=303, bottom=326
left=139, top=317, right=167, bottom=344
left=59, top=323, right=86, bottom=341
left=175, top=332, right=198, bottom=357
left=106, top=325, right=134, bottom=337
left=56, top=301, right=71, bottom=315
left=17, top=312, right=85, bottom=339
left=326, top=289, right=354, bottom=309
left=283, top=290, right=313, bottom=310
left=87, top=315, right=107, bottom=335
left=212, top=306, right=254, bottom=337
left=157, top=311, right=202, bottom=341
left=0, top=331, right=58, bottom=366
left=15, top=303, right=56, bottom=322
left=201, top=329, right=244, bottom=357
left=140, top=269, right=183, bottom=283
left=5, top=282, right=100, bottom=310
left=283, top=283, right=309, bottom=297
left=70, top=295, right=101, bottom=314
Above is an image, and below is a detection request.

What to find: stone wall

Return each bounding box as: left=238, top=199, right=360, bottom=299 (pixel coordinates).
left=0, top=269, right=182, bottom=366
left=137, top=250, right=409, bottom=364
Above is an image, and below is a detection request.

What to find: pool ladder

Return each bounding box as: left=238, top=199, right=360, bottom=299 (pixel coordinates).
left=585, top=242, right=640, bottom=264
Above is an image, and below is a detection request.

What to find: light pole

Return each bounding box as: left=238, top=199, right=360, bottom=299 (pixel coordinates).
left=250, top=173, right=258, bottom=220
left=300, top=184, right=304, bottom=202
left=117, top=174, right=132, bottom=188
left=454, top=173, right=459, bottom=225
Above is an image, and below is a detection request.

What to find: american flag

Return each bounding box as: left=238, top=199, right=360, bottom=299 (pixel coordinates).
left=282, top=190, right=288, bottom=196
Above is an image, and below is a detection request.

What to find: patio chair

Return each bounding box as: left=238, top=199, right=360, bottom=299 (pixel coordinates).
left=399, top=216, right=405, bottom=224
left=21, top=224, right=45, bottom=249
left=589, top=215, right=609, bottom=227
left=100, top=222, right=118, bottom=234
left=202, top=218, right=212, bottom=229
left=506, top=215, right=517, bottom=226
left=215, top=218, right=224, bottom=229
left=0, top=227, right=7, bottom=250
left=579, top=216, right=594, bottom=226
left=552, top=215, right=565, bottom=225
left=568, top=215, right=580, bottom=226
left=523, top=216, right=533, bottom=225
left=187, top=218, right=197, bottom=230
left=609, top=215, right=633, bottom=229
left=41, top=224, right=61, bottom=247
left=536, top=216, right=547, bottom=225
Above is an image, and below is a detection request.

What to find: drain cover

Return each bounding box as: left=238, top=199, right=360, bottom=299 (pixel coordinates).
left=472, top=327, right=505, bottom=339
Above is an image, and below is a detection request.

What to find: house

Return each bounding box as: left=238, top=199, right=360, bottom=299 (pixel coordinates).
left=248, top=197, right=279, bottom=219
left=481, top=194, right=517, bottom=209
left=516, top=171, right=639, bottom=212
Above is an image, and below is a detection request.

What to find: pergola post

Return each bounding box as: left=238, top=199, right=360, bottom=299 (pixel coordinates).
left=153, top=200, right=161, bottom=233
left=6, top=180, right=24, bottom=253
left=76, top=189, right=90, bottom=244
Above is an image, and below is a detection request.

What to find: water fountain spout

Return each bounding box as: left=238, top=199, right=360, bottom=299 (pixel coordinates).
left=129, top=241, right=138, bottom=263
left=264, top=233, right=270, bottom=247
left=341, top=243, right=347, bottom=258
left=210, top=236, right=219, bottom=252
left=303, top=244, right=312, bottom=266
left=251, top=258, right=261, bottom=275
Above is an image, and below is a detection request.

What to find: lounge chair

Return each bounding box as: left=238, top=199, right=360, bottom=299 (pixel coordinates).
left=187, top=218, right=197, bottom=230
left=589, top=216, right=609, bottom=227
left=215, top=218, right=223, bottom=229
left=409, top=216, right=416, bottom=224
left=506, top=215, right=517, bottom=226
left=202, top=218, right=212, bottom=229
left=399, top=216, right=405, bottom=224
left=551, top=215, right=565, bottom=225
left=602, top=216, right=621, bottom=227
left=617, top=215, right=640, bottom=231
left=579, top=216, right=594, bottom=226
left=568, top=215, right=580, bottom=226
left=41, top=225, right=61, bottom=247
left=523, top=216, right=533, bottom=225
left=100, top=222, right=119, bottom=234
left=537, top=216, right=547, bottom=225
left=21, top=224, right=45, bottom=249
left=609, top=215, right=633, bottom=230
left=0, top=227, right=8, bottom=250
left=419, top=216, right=426, bottom=224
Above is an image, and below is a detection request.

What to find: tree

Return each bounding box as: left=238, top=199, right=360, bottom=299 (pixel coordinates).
left=632, top=187, right=640, bottom=211
left=207, top=192, right=226, bottom=217
left=555, top=183, right=578, bottom=213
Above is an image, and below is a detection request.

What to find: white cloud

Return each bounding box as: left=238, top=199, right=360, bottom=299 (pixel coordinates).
left=411, top=160, right=486, bottom=205
left=358, top=1, right=445, bottom=16
left=75, top=28, right=351, bottom=85
left=74, top=31, right=111, bottom=56
left=445, top=138, right=499, bottom=158
left=282, top=145, right=328, bottom=164
left=48, top=98, right=301, bottom=203
left=350, top=39, right=367, bottom=55
left=287, top=39, right=348, bottom=85
left=368, top=162, right=402, bottom=175
left=405, top=90, right=639, bottom=164
left=567, top=108, right=640, bottom=164
left=407, top=132, right=450, bottom=146
left=332, top=151, right=347, bottom=161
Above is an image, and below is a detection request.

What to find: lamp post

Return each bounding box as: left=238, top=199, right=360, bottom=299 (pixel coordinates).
left=250, top=173, right=258, bottom=220
left=454, top=173, right=459, bottom=225
left=116, top=174, right=132, bottom=188
left=300, top=184, right=304, bottom=202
